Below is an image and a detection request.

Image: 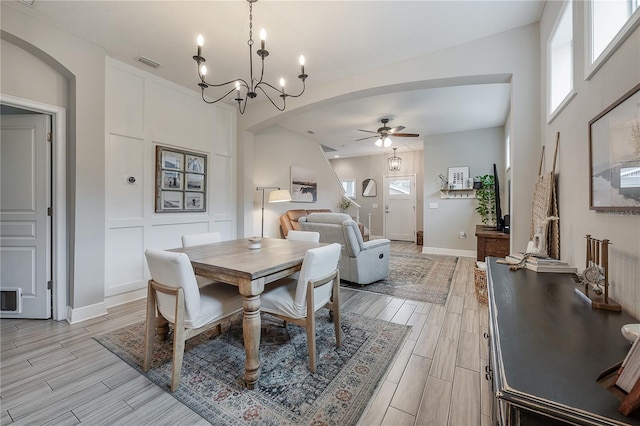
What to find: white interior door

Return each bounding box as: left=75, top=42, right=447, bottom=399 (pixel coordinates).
left=1, top=114, right=51, bottom=319
left=384, top=175, right=416, bottom=241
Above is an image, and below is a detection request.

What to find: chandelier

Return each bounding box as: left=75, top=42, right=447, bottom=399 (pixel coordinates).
left=388, top=148, right=402, bottom=171
left=192, top=0, right=308, bottom=114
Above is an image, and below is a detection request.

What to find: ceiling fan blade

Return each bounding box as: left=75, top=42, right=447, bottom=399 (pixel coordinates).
left=392, top=133, right=420, bottom=137
left=357, top=129, right=378, bottom=134
left=388, top=126, right=405, bottom=133
left=355, top=135, right=378, bottom=141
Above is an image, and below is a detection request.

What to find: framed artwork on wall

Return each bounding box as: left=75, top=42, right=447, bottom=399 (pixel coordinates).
left=155, top=145, right=207, bottom=213
left=589, top=83, right=640, bottom=211
left=291, top=165, right=317, bottom=202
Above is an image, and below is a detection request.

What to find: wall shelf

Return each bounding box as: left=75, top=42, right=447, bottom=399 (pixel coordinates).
left=440, top=189, right=476, bottom=199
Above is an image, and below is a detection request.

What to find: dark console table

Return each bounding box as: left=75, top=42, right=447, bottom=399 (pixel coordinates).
left=486, top=258, right=640, bottom=425
left=476, top=225, right=510, bottom=261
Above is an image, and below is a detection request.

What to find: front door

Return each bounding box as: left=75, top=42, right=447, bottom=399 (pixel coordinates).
left=1, top=113, right=52, bottom=319
left=384, top=175, right=416, bottom=241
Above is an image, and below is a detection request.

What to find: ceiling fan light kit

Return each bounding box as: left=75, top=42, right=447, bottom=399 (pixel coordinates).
left=193, top=0, right=308, bottom=114
left=357, top=118, right=419, bottom=147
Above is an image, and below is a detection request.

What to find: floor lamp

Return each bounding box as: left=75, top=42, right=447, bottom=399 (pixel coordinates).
left=256, top=186, right=292, bottom=237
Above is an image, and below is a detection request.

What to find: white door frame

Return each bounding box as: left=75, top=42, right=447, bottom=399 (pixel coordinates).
left=1, top=94, right=67, bottom=321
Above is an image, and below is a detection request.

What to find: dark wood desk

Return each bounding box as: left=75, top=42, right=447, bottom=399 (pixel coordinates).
left=476, top=225, right=510, bottom=261
left=487, top=258, right=640, bottom=425
left=172, top=237, right=322, bottom=389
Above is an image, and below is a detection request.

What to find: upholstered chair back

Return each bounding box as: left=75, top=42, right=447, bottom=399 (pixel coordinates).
left=144, top=249, right=201, bottom=323
left=181, top=232, right=222, bottom=247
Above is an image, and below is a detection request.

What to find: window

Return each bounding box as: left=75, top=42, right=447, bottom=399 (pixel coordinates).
left=587, top=0, right=640, bottom=76
left=341, top=179, right=356, bottom=199
left=505, top=133, right=511, bottom=171
left=548, top=1, right=573, bottom=117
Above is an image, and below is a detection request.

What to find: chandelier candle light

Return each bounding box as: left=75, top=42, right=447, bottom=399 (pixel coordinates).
left=193, top=0, right=308, bottom=114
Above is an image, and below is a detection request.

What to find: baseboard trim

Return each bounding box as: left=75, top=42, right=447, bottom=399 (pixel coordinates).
left=422, top=246, right=477, bottom=258
left=67, top=302, right=108, bottom=324
left=105, top=288, right=147, bottom=309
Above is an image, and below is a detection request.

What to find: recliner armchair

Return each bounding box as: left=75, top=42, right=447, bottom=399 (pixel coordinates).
left=300, top=212, right=390, bottom=285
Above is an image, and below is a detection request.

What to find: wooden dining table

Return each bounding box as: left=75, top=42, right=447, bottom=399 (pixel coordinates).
left=170, top=237, right=323, bottom=389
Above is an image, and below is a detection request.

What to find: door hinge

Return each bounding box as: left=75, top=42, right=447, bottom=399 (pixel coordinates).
left=47, top=280, right=53, bottom=290
left=47, top=132, right=52, bottom=142
left=47, top=207, right=53, bottom=216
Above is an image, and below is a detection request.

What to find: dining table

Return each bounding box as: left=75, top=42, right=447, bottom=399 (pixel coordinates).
left=170, top=237, right=323, bottom=389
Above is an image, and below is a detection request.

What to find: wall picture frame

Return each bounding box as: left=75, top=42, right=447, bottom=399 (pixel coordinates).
left=156, top=145, right=207, bottom=213
left=290, top=165, right=317, bottom=203
left=589, top=83, right=640, bottom=211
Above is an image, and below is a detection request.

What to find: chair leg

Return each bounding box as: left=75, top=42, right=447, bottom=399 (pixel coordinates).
left=333, top=273, right=342, bottom=347
left=307, top=313, right=317, bottom=373
left=333, top=306, right=341, bottom=348
left=170, top=289, right=186, bottom=392
left=143, top=282, right=157, bottom=372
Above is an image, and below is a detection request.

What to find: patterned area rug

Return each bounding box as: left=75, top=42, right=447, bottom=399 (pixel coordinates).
left=342, top=253, right=458, bottom=304
left=95, top=312, right=410, bottom=425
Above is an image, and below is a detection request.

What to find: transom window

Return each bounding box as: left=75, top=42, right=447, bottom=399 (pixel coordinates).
left=548, top=0, right=573, bottom=118
left=587, top=0, right=640, bottom=77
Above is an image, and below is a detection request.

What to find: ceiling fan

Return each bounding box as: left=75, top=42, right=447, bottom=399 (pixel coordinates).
left=356, top=118, right=419, bottom=147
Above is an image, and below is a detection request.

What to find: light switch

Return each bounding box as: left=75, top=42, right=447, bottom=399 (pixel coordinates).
left=429, top=202, right=438, bottom=209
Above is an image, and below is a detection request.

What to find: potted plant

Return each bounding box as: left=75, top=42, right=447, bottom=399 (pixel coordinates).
left=474, top=174, right=495, bottom=225
left=337, top=198, right=352, bottom=212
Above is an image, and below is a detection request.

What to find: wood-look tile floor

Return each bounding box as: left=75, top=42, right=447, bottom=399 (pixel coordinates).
left=0, top=242, right=490, bottom=425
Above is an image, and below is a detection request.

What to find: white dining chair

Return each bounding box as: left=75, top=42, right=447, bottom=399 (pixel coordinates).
left=181, top=232, right=223, bottom=287
left=260, top=243, right=341, bottom=373
left=286, top=230, right=320, bottom=243
left=181, top=231, right=222, bottom=247
left=286, top=230, right=321, bottom=280
left=143, top=248, right=243, bottom=392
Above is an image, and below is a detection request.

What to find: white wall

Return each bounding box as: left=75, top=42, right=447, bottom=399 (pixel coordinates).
left=104, top=58, right=236, bottom=303
left=424, top=127, right=505, bottom=253
left=1, top=5, right=237, bottom=322
left=330, top=150, right=424, bottom=238
left=238, top=24, right=540, bottom=252
left=540, top=2, right=640, bottom=317
left=252, top=125, right=344, bottom=238
left=2, top=5, right=106, bottom=316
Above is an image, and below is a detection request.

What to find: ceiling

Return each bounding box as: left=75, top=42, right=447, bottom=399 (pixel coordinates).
left=5, top=0, right=545, bottom=158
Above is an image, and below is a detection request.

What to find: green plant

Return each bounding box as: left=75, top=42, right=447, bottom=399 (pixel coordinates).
left=474, top=175, right=496, bottom=225
left=337, top=198, right=352, bottom=212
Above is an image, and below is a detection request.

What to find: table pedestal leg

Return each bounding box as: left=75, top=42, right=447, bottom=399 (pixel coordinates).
left=242, top=294, right=261, bottom=389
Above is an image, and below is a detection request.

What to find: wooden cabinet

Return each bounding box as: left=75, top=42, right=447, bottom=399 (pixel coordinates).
left=486, top=258, right=640, bottom=425
left=475, top=225, right=509, bottom=261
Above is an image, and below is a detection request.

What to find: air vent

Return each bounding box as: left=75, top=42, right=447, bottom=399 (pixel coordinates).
left=136, top=55, right=161, bottom=69
left=320, top=144, right=337, bottom=153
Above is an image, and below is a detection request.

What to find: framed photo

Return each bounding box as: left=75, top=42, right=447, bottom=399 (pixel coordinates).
left=161, top=170, right=183, bottom=190
left=186, top=154, right=206, bottom=173
left=448, top=166, right=470, bottom=190
left=589, top=83, right=640, bottom=211
left=156, top=145, right=207, bottom=212
left=161, top=150, right=184, bottom=171
left=291, top=165, right=317, bottom=203
left=185, top=192, right=204, bottom=210
left=186, top=173, right=204, bottom=191
left=161, top=191, right=183, bottom=210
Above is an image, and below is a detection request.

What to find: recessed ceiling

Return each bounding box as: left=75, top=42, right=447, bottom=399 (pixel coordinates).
left=3, top=0, right=543, bottom=157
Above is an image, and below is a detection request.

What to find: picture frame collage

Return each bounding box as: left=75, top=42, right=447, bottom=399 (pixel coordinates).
left=155, top=145, right=207, bottom=212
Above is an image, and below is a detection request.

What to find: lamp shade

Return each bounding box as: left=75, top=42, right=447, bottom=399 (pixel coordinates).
left=268, top=189, right=292, bottom=203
